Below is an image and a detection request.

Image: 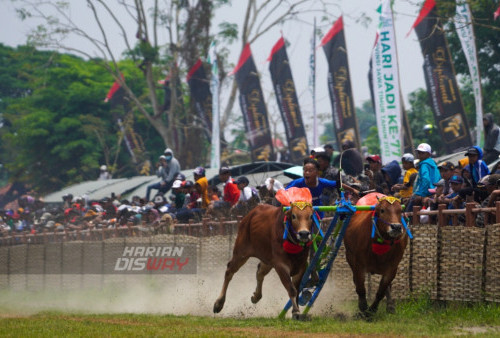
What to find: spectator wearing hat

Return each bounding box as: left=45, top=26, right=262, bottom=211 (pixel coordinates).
left=365, top=155, right=385, bottom=193
left=169, top=179, right=186, bottom=212
left=483, top=113, right=500, bottom=164
left=231, top=176, right=260, bottom=216
left=407, top=143, right=441, bottom=212
left=193, top=167, right=210, bottom=209
left=98, top=165, right=112, bottom=180
left=463, top=146, right=490, bottom=188
left=161, top=148, right=181, bottom=194
left=437, top=161, right=456, bottom=196
left=146, top=155, right=169, bottom=201
left=392, top=153, right=418, bottom=204
left=438, top=175, right=465, bottom=211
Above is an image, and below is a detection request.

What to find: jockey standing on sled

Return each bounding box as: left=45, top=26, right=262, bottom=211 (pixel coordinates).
left=286, top=158, right=359, bottom=217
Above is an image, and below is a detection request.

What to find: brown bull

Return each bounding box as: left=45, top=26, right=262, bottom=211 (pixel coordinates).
left=213, top=188, right=314, bottom=319
left=344, top=193, right=408, bottom=318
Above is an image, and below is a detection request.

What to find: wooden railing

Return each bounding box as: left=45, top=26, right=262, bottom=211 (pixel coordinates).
left=408, top=200, right=500, bottom=226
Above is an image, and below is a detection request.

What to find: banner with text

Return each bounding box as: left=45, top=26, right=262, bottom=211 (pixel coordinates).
left=187, top=59, right=213, bottom=140
left=268, top=37, right=309, bottom=163
left=320, top=16, right=361, bottom=151
left=455, top=2, right=483, bottom=146
left=233, top=43, right=275, bottom=161
left=411, top=0, right=472, bottom=152
left=370, top=0, right=403, bottom=164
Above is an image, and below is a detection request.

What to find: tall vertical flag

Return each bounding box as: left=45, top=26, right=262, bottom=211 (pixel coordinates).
left=320, top=16, right=361, bottom=151
left=455, top=2, right=483, bottom=146
left=104, top=78, right=141, bottom=163
left=187, top=58, right=213, bottom=140
left=310, top=18, right=317, bottom=149
left=408, top=0, right=472, bottom=152
left=207, top=41, right=220, bottom=169
left=233, top=43, right=275, bottom=161
left=370, top=0, right=403, bottom=163
left=268, top=36, right=309, bottom=164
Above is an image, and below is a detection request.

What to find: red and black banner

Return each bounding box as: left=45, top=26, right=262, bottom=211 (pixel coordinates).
left=233, top=43, right=275, bottom=161
left=268, top=37, right=309, bottom=164
left=320, top=16, right=361, bottom=151
left=411, top=0, right=472, bottom=152
left=186, top=59, right=212, bottom=139
left=104, top=78, right=144, bottom=163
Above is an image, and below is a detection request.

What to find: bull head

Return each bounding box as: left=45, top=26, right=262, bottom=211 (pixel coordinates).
left=287, top=201, right=313, bottom=243
left=375, top=196, right=403, bottom=239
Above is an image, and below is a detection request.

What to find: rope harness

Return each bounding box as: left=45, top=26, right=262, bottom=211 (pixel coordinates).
left=282, top=201, right=324, bottom=254
left=370, top=196, right=408, bottom=255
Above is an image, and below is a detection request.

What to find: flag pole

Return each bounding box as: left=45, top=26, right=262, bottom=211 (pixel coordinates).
left=208, top=41, right=220, bottom=169
left=311, top=17, right=317, bottom=148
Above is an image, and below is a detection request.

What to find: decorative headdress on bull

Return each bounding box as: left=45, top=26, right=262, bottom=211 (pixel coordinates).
left=357, top=192, right=412, bottom=255
left=276, top=188, right=315, bottom=254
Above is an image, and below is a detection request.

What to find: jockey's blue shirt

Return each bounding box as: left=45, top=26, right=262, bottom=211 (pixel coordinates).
left=286, top=177, right=337, bottom=217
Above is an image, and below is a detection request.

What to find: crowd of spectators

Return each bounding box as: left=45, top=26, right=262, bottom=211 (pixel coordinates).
left=4, top=132, right=500, bottom=239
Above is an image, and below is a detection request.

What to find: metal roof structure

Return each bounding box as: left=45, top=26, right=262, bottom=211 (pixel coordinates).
left=43, top=162, right=296, bottom=205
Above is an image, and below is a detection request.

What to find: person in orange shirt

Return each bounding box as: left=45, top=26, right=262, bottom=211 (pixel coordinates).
left=193, top=166, right=210, bottom=209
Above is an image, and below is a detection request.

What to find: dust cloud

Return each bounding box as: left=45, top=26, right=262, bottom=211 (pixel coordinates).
left=0, top=258, right=354, bottom=318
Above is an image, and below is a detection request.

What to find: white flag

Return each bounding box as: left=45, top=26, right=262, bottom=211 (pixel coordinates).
left=455, top=2, right=483, bottom=146
left=370, top=0, right=402, bottom=164
left=207, top=41, right=220, bottom=169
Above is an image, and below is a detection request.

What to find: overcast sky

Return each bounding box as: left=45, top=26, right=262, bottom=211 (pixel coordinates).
left=0, top=0, right=427, bottom=146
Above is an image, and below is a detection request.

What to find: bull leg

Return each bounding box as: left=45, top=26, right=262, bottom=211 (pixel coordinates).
left=385, top=284, right=395, bottom=314
left=213, top=254, right=249, bottom=313
left=251, top=262, right=272, bottom=304
left=368, top=270, right=397, bottom=315
left=274, top=262, right=301, bottom=319
left=352, top=269, right=368, bottom=315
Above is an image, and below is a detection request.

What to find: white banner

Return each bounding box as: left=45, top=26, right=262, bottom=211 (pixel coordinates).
left=370, top=0, right=402, bottom=164
left=207, top=41, right=220, bottom=169
left=455, top=2, right=483, bottom=146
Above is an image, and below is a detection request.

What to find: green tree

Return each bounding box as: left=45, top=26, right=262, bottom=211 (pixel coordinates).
left=0, top=44, right=159, bottom=193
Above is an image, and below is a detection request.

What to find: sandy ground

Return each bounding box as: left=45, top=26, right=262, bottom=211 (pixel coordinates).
left=0, top=257, right=355, bottom=318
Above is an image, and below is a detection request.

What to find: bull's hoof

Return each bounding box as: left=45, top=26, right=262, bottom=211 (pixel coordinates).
left=213, top=297, right=225, bottom=313
left=251, top=292, right=262, bottom=304
left=292, top=313, right=311, bottom=321
left=355, top=310, right=374, bottom=322
left=386, top=305, right=396, bottom=314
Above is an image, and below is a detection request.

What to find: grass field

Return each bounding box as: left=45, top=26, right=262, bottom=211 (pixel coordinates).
left=1, top=298, right=500, bottom=337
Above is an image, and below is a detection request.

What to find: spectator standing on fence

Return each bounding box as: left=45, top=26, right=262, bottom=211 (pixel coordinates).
left=483, top=113, right=500, bottom=164
left=463, top=146, right=490, bottom=188
left=407, top=143, right=441, bottom=212
left=392, top=153, right=418, bottom=205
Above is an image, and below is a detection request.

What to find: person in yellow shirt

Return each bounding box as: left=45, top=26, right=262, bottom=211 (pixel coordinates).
left=392, top=153, right=418, bottom=204
left=193, top=166, right=210, bottom=209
